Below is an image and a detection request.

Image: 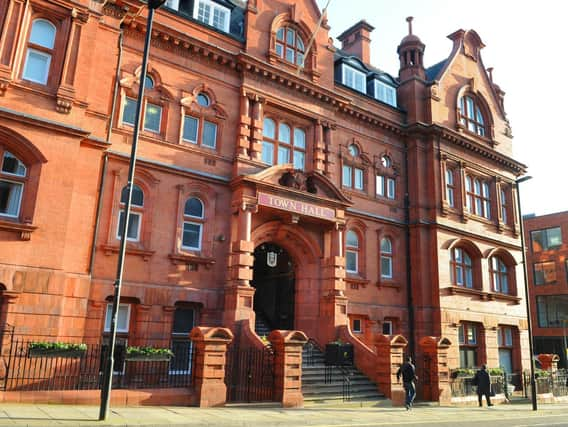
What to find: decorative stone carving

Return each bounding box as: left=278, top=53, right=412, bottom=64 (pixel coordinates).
left=279, top=170, right=317, bottom=194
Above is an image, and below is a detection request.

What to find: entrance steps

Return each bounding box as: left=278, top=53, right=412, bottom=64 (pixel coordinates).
left=301, top=343, right=386, bottom=405
left=254, top=313, right=272, bottom=338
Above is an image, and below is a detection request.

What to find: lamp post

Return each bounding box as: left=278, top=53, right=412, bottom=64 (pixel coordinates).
left=515, top=175, right=537, bottom=411
left=563, top=319, right=568, bottom=369
left=99, top=0, right=165, bottom=420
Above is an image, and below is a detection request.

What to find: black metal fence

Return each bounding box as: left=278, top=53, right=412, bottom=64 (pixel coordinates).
left=1, top=339, right=195, bottom=391
left=524, top=369, right=568, bottom=397
left=225, top=345, right=275, bottom=403
left=449, top=372, right=504, bottom=398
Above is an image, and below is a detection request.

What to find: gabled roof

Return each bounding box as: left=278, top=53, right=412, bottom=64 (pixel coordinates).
left=425, top=59, right=447, bottom=81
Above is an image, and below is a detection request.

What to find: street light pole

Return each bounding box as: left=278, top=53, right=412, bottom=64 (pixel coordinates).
left=515, top=175, right=537, bottom=411
left=99, top=0, right=165, bottom=420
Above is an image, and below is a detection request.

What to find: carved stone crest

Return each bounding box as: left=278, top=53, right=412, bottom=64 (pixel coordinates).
left=279, top=171, right=317, bottom=194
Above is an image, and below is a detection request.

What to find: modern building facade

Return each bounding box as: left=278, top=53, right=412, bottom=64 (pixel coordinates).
left=524, top=211, right=568, bottom=368
left=0, top=0, right=529, bottom=401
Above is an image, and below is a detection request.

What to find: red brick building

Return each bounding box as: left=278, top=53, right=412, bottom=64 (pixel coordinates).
left=0, top=0, right=529, bottom=402
left=524, top=211, right=568, bottom=368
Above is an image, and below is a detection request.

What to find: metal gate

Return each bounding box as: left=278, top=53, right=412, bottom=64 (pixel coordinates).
left=225, top=345, right=275, bottom=403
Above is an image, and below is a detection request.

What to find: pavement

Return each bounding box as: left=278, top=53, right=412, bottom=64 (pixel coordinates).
left=1, top=401, right=568, bottom=427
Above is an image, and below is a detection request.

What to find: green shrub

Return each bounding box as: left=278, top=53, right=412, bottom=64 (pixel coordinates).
left=488, top=367, right=504, bottom=376
left=126, top=346, right=174, bottom=357
left=451, top=368, right=475, bottom=378
left=29, top=342, right=87, bottom=351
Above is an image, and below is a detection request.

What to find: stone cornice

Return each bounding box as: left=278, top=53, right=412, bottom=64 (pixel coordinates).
left=123, top=18, right=242, bottom=71
left=407, top=123, right=526, bottom=175
left=122, top=18, right=404, bottom=136
left=0, top=106, right=90, bottom=137
left=238, top=53, right=404, bottom=135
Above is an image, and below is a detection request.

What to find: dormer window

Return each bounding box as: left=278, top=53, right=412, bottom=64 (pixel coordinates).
left=374, top=80, right=397, bottom=107
left=459, top=94, right=487, bottom=137
left=342, top=64, right=366, bottom=93
left=275, top=27, right=305, bottom=66
left=196, top=0, right=230, bottom=32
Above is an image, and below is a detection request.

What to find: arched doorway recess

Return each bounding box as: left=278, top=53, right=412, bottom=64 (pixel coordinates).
left=252, top=243, right=295, bottom=331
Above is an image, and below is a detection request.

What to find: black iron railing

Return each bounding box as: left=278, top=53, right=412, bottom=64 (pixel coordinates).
left=1, top=339, right=195, bottom=391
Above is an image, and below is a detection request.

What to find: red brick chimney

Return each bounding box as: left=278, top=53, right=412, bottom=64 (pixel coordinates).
left=337, top=20, right=375, bottom=64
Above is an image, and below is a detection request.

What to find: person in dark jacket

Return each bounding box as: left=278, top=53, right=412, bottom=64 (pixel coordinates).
left=473, top=365, right=493, bottom=407
left=397, top=356, right=417, bottom=410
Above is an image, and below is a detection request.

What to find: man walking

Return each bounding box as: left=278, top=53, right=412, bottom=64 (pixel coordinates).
left=397, top=356, right=417, bottom=410
left=473, top=364, right=493, bottom=407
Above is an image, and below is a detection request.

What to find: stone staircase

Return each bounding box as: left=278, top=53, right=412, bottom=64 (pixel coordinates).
left=254, top=313, right=272, bottom=338
left=302, top=342, right=387, bottom=405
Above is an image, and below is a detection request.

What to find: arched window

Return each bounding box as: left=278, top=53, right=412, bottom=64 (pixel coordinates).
left=459, top=94, right=487, bottom=137
left=275, top=27, right=305, bottom=66
left=380, top=237, right=393, bottom=279
left=343, top=144, right=364, bottom=191
left=345, top=230, right=359, bottom=274
left=182, top=197, right=204, bottom=250
left=181, top=91, right=219, bottom=150
left=490, top=256, right=509, bottom=294
left=0, top=150, right=27, bottom=218
left=22, top=19, right=56, bottom=85
left=450, top=247, right=473, bottom=288
left=261, top=117, right=306, bottom=170
left=117, top=184, right=144, bottom=241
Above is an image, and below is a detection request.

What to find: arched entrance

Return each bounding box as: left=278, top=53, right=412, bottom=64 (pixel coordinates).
left=252, top=243, right=295, bottom=331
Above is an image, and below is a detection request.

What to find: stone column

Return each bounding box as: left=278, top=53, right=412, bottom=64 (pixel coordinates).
left=190, top=326, right=234, bottom=408
left=268, top=330, right=308, bottom=407
left=319, top=221, right=347, bottom=345
left=458, top=161, right=469, bottom=223
left=0, top=0, right=25, bottom=95
left=236, top=90, right=251, bottom=158
left=375, top=334, right=408, bottom=405
left=249, top=96, right=264, bottom=161
left=440, top=154, right=449, bottom=216
left=223, top=201, right=256, bottom=329
left=323, top=123, right=335, bottom=179
left=313, top=120, right=325, bottom=173
left=419, top=336, right=452, bottom=404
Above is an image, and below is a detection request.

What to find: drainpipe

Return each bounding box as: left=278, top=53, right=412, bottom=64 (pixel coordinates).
left=404, top=137, right=415, bottom=358
left=88, top=29, right=124, bottom=274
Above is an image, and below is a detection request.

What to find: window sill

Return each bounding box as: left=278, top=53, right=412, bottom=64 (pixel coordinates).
left=101, top=244, right=155, bottom=261
left=0, top=218, right=37, bottom=241
left=487, top=293, right=521, bottom=304
left=376, top=281, right=400, bottom=291
left=446, top=286, right=484, bottom=298
left=446, top=286, right=521, bottom=304
left=168, top=253, right=216, bottom=269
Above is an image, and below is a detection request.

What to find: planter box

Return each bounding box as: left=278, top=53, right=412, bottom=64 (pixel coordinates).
left=324, top=343, right=353, bottom=366
left=125, top=354, right=172, bottom=362
left=28, top=348, right=86, bottom=358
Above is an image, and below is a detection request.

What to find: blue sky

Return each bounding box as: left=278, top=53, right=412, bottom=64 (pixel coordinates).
left=316, top=0, right=566, bottom=216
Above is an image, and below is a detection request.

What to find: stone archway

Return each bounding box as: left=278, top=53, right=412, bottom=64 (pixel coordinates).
left=251, top=221, right=322, bottom=338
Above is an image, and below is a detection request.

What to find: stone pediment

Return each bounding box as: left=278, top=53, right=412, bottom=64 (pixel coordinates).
left=244, top=165, right=352, bottom=206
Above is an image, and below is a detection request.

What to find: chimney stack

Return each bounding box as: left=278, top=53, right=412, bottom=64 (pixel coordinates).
left=337, top=20, right=375, bottom=64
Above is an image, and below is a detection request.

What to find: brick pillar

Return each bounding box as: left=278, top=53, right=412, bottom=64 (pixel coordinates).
left=268, top=330, right=308, bottom=408
left=375, top=334, right=407, bottom=405
left=190, top=326, right=234, bottom=408
left=419, top=336, right=452, bottom=404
